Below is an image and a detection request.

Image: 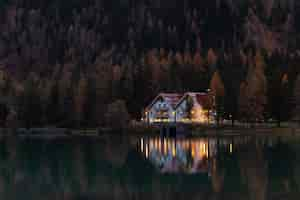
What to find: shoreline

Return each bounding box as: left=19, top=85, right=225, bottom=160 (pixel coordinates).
left=0, top=124, right=299, bottom=138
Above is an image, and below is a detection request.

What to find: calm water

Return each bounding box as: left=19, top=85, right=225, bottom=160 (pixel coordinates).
left=0, top=134, right=299, bottom=200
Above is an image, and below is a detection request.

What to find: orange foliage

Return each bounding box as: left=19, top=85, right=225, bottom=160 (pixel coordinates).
left=210, top=70, right=225, bottom=97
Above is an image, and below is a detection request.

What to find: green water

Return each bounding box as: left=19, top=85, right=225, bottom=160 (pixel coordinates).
left=0, top=134, right=299, bottom=200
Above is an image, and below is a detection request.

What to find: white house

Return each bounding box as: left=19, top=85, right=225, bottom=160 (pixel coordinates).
left=144, top=93, right=183, bottom=123
left=143, top=92, right=215, bottom=124
left=175, top=92, right=214, bottom=124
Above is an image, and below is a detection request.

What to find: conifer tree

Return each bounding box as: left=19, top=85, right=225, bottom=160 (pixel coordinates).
left=293, top=74, right=300, bottom=123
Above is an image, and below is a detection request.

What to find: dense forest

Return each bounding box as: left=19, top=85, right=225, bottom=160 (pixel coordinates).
left=0, top=0, right=300, bottom=128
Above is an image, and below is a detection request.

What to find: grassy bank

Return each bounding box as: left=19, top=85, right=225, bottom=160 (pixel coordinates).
left=0, top=122, right=299, bottom=137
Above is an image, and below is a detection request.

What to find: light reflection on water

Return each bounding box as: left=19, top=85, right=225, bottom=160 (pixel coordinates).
left=0, top=134, right=299, bottom=200
left=138, top=137, right=243, bottom=174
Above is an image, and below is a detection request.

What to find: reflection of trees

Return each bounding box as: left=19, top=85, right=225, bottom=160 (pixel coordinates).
left=103, top=135, right=130, bottom=167
left=266, top=138, right=297, bottom=195
left=238, top=138, right=268, bottom=200
left=0, top=136, right=298, bottom=200
left=211, top=157, right=224, bottom=196
left=210, top=138, right=247, bottom=200
left=0, top=137, right=211, bottom=199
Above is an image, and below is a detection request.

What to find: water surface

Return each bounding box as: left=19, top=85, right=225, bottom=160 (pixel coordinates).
left=0, top=133, right=299, bottom=200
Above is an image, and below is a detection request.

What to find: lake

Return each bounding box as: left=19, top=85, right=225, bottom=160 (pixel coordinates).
left=0, top=133, right=299, bottom=200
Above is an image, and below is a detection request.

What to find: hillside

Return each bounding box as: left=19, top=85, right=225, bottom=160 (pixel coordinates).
left=0, top=0, right=299, bottom=127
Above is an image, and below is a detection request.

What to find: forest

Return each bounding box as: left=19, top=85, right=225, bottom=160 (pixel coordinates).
left=0, top=0, right=300, bottom=128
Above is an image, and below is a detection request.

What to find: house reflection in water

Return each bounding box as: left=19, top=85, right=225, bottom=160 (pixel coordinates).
left=139, top=137, right=246, bottom=174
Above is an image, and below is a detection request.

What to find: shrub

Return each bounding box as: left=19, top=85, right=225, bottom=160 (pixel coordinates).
left=104, top=100, right=130, bottom=130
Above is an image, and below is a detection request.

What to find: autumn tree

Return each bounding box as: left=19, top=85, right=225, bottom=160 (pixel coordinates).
left=210, top=69, right=225, bottom=126
left=206, top=48, right=217, bottom=72
left=241, top=51, right=267, bottom=124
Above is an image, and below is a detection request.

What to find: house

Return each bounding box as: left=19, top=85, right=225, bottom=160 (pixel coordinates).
left=143, top=92, right=215, bottom=124
left=143, top=93, right=183, bottom=123
left=175, top=92, right=215, bottom=123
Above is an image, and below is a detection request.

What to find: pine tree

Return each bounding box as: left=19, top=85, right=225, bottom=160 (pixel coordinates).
left=265, top=53, right=289, bottom=127
left=22, top=75, right=43, bottom=128
left=293, top=74, right=300, bottom=123
left=242, top=51, right=267, bottom=124
left=46, top=83, right=61, bottom=126
left=83, top=77, right=97, bottom=127
left=74, top=74, right=88, bottom=127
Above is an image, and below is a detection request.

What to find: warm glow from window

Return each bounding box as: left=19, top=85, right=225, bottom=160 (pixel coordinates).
left=191, top=147, right=195, bottom=157
left=172, top=146, right=176, bottom=156
left=158, top=139, right=162, bottom=152
left=163, top=139, right=167, bottom=153
left=141, top=138, right=211, bottom=174
left=145, top=145, right=149, bottom=158
left=150, top=140, right=153, bottom=149
left=141, top=138, right=144, bottom=152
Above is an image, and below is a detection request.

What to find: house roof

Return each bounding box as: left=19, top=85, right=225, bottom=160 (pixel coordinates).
left=195, top=94, right=213, bottom=109
left=175, top=92, right=213, bottom=109
left=146, top=93, right=183, bottom=110
left=146, top=92, right=213, bottom=111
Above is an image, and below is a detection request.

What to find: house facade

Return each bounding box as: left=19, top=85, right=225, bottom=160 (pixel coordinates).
left=175, top=93, right=215, bottom=124
left=143, top=92, right=215, bottom=124
left=144, top=93, right=183, bottom=123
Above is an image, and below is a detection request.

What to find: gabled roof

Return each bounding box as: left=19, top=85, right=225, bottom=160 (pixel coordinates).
left=175, top=92, right=212, bottom=109
left=146, top=93, right=183, bottom=110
